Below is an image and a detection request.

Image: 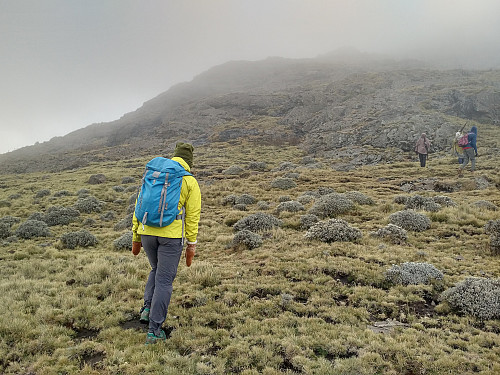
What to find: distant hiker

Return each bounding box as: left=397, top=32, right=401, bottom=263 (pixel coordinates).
left=132, top=142, right=201, bottom=345
left=458, top=126, right=478, bottom=175
left=452, top=131, right=465, bottom=164
left=414, top=133, right=431, bottom=167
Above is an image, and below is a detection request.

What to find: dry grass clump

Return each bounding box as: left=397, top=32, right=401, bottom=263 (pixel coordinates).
left=370, top=224, right=408, bottom=244
left=389, top=210, right=431, bottom=232
left=60, top=229, right=98, bottom=249
left=440, top=277, right=500, bottom=319
left=16, top=219, right=51, bottom=239
left=113, top=231, right=133, bottom=250
left=271, top=177, right=297, bottom=190
left=74, top=195, right=104, bottom=213
left=308, top=193, right=354, bottom=219
left=485, top=219, right=500, bottom=255
left=233, top=212, right=283, bottom=233
left=275, top=201, right=305, bottom=215
left=304, top=218, right=362, bottom=243
left=385, top=262, right=444, bottom=285
left=232, top=229, right=263, bottom=249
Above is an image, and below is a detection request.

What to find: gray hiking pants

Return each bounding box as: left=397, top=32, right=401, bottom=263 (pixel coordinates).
left=460, top=148, right=476, bottom=171
left=142, top=235, right=183, bottom=335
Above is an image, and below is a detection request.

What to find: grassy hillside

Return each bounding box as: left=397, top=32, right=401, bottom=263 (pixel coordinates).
left=0, top=142, right=499, bottom=375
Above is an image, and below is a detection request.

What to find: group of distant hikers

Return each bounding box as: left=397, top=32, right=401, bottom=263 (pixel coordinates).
left=415, top=125, right=478, bottom=176
left=129, top=127, right=479, bottom=345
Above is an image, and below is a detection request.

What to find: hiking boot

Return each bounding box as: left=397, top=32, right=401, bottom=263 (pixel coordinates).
left=139, top=307, right=150, bottom=324
left=145, top=329, right=167, bottom=345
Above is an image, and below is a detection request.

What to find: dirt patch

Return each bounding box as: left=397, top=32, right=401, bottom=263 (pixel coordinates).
left=74, top=328, right=100, bottom=341
left=120, top=318, right=147, bottom=332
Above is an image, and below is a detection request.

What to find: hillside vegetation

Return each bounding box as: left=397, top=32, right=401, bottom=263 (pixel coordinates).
left=1, top=140, right=499, bottom=374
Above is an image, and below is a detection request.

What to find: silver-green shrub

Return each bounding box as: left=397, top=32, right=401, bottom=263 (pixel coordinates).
left=74, top=196, right=104, bottom=213
left=441, top=277, right=500, bottom=319
left=43, top=206, right=80, bottom=226
left=278, top=195, right=291, bottom=203
left=233, top=212, right=283, bottom=233
left=100, top=211, right=116, bottom=221
left=60, top=230, right=98, bottom=249
left=34, top=189, right=51, bottom=199
left=385, top=262, right=444, bottom=285
left=112, top=186, right=125, bottom=192
left=247, top=161, right=267, bottom=171
left=121, top=176, right=135, bottom=184
left=297, top=194, right=314, bottom=205
left=308, top=193, right=354, bottom=219
left=271, top=177, right=296, bottom=190
left=16, top=220, right=51, bottom=239
left=275, top=162, right=298, bottom=171
left=257, top=201, right=270, bottom=210
left=370, top=224, right=408, bottom=244
left=433, top=195, right=456, bottom=207
left=222, top=194, right=237, bottom=206
left=276, top=201, right=305, bottom=214
left=485, top=219, right=500, bottom=255
left=343, top=191, right=375, bottom=205
left=394, top=195, right=408, bottom=205
left=235, top=194, right=256, bottom=205
left=223, top=165, right=244, bottom=175
left=2, top=216, right=21, bottom=227
left=77, top=188, right=90, bottom=197
left=405, top=195, right=441, bottom=212
left=284, top=172, right=300, bottom=180
left=233, top=204, right=247, bottom=211
left=128, top=193, right=138, bottom=205
left=114, top=213, right=133, bottom=231
left=53, top=190, right=71, bottom=197
left=300, top=214, right=319, bottom=230
left=0, top=200, right=12, bottom=208
left=0, top=223, right=11, bottom=239
left=232, top=230, right=263, bottom=249
left=389, top=210, right=431, bottom=232
left=474, top=200, right=498, bottom=211
left=113, top=231, right=133, bottom=250
left=304, top=219, right=362, bottom=243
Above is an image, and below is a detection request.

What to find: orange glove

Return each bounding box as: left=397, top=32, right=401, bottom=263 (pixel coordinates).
left=132, top=241, right=142, bottom=256
left=186, top=243, right=196, bottom=267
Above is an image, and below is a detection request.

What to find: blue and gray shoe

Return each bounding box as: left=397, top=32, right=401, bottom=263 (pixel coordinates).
left=145, top=330, right=167, bottom=345
left=139, top=307, right=150, bottom=324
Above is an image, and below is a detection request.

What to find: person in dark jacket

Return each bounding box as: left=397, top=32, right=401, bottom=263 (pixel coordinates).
left=414, top=133, right=431, bottom=167
left=459, top=126, right=478, bottom=175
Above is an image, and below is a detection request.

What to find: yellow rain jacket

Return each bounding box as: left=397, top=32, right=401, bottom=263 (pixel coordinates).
left=132, top=157, right=201, bottom=244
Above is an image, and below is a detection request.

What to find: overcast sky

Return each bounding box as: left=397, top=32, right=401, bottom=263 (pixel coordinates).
left=1, top=0, right=499, bottom=155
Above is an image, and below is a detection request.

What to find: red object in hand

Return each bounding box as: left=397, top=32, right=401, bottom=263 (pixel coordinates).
left=132, top=241, right=141, bottom=256
left=186, top=244, right=196, bottom=267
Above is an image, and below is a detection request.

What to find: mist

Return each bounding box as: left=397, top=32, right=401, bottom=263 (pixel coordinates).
left=1, top=0, right=499, bottom=155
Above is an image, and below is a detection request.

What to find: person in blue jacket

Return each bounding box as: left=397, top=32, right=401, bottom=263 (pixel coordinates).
left=459, top=126, right=478, bottom=175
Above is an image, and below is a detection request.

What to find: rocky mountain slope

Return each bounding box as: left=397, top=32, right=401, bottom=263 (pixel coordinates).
left=1, top=53, right=499, bottom=173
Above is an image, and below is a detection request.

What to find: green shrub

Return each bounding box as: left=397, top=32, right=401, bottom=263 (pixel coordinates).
left=389, top=210, right=431, bottom=232
left=16, top=220, right=51, bottom=239
left=370, top=224, right=408, bottom=244
left=304, top=218, right=362, bottom=243
left=113, top=231, right=133, bottom=250
left=385, top=262, right=443, bottom=285
left=233, top=230, right=263, bottom=249
left=308, top=193, right=354, bottom=219
left=60, top=230, right=98, bottom=249
left=271, top=177, right=296, bottom=190
left=233, top=213, right=282, bottom=233
left=74, top=196, right=104, bottom=213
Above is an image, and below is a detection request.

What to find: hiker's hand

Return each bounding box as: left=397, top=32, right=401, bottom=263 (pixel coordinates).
left=132, top=241, right=142, bottom=256
left=186, top=243, right=196, bottom=267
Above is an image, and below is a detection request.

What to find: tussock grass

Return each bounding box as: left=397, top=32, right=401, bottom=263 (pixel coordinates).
left=1, top=142, right=500, bottom=374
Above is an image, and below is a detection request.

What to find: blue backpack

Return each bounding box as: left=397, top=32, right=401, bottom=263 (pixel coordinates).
left=135, top=157, right=192, bottom=228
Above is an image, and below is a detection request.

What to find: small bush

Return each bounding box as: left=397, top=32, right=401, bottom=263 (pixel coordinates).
left=114, top=213, right=133, bottom=231
left=43, top=206, right=80, bottom=226
left=257, top=201, right=270, bottom=210
left=276, top=201, right=305, bottom=215
left=223, top=165, right=244, bottom=175
left=385, top=262, right=444, bottom=285
left=2, top=216, right=21, bottom=227
left=113, top=231, right=133, bottom=250
left=247, top=161, right=267, bottom=171
left=88, top=174, right=106, bottom=184
left=121, top=176, right=135, bottom=184
left=112, top=186, right=125, bottom=192
left=16, top=220, right=51, bottom=239
left=304, top=219, right=362, bottom=243
left=308, top=193, right=354, bottom=219
left=222, top=195, right=237, bottom=206
left=232, top=230, right=263, bottom=249
left=441, top=277, right=500, bottom=319
left=77, top=188, right=90, bottom=197
left=233, top=212, right=283, bottom=233
left=271, top=177, right=297, bottom=190
left=343, top=191, right=375, bottom=205
left=297, top=195, right=315, bottom=205
left=53, top=190, right=72, bottom=197
left=34, top=189, right=51, bottom=198
left=278, top=195, right=291, bottom=203
left=100, top=211, right=116, bottom=221
left=128, top=193, right=138, bottom=205
left=485, top=219, right=500, bottom=255
left=233, top=204, right=247, bottom=211
left=60, top=230, right=98, bottom=249
left=474, top=200, right=498, bottom=211
left=370, top=224, right=408, bottom=244
left=405, top=195, right=442, bottom=212
left=275, top=162, right=298, bottom=171
left=8, top=193, right=21, bottom=200
left=235, top=194, right=256, bottom=205
left=389, top=210, right=431, bottom=232
left=74, top=196, right=104, bottom=213
left=394, top=195, right=408, bottom=205
left=0, top=200, right=11, bottom=208
left=284, top=172, right=300, bottom=180
left=433, top=195, right=456, bottom=207
left=0, top=222, right=11, bottom=239
left=300, top=214, right=319, bottom=230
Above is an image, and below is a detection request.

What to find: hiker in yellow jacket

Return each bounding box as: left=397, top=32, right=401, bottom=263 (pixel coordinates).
left=132, top=142, right=201, bottom=344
